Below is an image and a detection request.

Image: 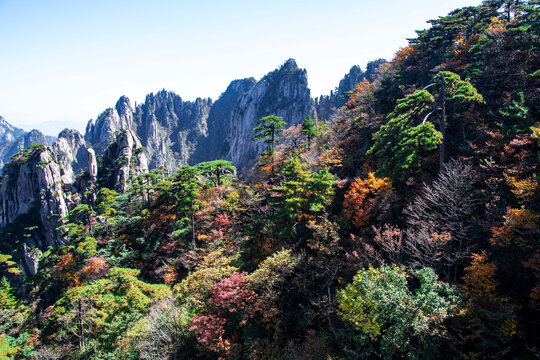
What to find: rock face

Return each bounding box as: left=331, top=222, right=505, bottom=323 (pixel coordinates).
left=87, top=148, right=98, bottom=181
left=0, top=118, right=50, bottom=172
left=316, top=59, right=386, bottom=120
left=81, top=58, right=387, bottom=172
left=191, top=78, right=257, bottom=164
left=52, top=129, right=88, bottom=184
left=0, top=58, right=393, bottom=273
left=83, top=59, right=320, bottom=172
left=0, top=146, right=68, bottom=249
left=85, top=96, right=135, bottom=155
left=225, top=59, right=316, bottom=170
left=85, top=91, right=212, bottom=173
left=100, top=129, right=148, bottom=192
left=0, top=116, right=25, bottom=143
left=133, top=91, right=211, bottom=171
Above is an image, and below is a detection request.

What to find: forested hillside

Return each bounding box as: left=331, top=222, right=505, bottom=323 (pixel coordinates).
left=0, top=1, right=539, bottom=359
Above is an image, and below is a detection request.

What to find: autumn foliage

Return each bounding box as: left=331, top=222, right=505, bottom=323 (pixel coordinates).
left=343, top=173, right=393, bottom=227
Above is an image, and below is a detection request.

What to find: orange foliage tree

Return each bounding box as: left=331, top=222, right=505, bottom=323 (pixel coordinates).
left=343, top=173, right=394, bottom=228
left=462, top=251, right=508, bottom=307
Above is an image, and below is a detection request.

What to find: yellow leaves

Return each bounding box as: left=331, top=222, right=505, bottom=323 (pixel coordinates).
left=394, top=44, right=416, bottom=63
left=78, top=257, right=109, bottom=283
left=490, top=207, right=539, bottom=247
left=461, top=251, right=508, bottom=306
left=224, top=190, right=240, bottom=214
left=490, top=226, right=514, bottom=247
left=504, top=207, right=539, bottom=230
left=498, top=319, right=517, bottom=340
left=197, top=234, right=209, bottom=241
left=0, top=254, right=21, bottom=275
left=486, top=16, right=507, bottom=36
left=531, top=125, right=540, bottom=145
left=0, top=334, right=17, bottom=359
left=346, top=79, right=374, bottom=110
left=247, top=250, right=299, bottom=291
left=317, top=147, right=342, bottom=169
left=343, top=173, right=393, bottom=228
left=162, top=266, right=178, bottom=285
left=504, top=173, right=538, bottom=201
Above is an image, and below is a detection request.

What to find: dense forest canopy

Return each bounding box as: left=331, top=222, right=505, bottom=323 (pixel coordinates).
left=0, top=0, right=539, bottom=358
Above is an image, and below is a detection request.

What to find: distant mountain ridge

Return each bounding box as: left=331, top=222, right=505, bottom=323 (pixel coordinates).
left=0, top=116, right=53, bottom=171
left=1, top=58, right=385, bottom=179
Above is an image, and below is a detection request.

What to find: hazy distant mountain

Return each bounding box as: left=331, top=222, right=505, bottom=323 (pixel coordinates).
left=0, top=116, right=52, bottom=171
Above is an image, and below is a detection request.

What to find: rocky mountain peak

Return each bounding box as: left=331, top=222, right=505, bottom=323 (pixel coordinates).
left=85, top=95, right=135, bottom=154
left=225, top=59, right=315, bottom=170
left=0, top=145, right=69, bottom=263
left=339, top=65, right=364, bottom=94
left=52, top=129, right=88, bottom=184
left=100, top=129, right=148, bottom=192
left=282, top=58, right=299, bottom=70
left=191, top=78, right=257, bottom=164
left=316, top=59, right=386, bottom=120
left=0, top=116, right=25, bottom=144
left=115, top=95, right=133, bottom=116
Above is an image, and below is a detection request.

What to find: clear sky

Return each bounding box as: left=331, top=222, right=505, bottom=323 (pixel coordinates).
left=0, top=0, right=483, bottom=135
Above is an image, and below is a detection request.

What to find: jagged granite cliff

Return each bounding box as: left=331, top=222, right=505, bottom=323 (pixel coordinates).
left=99, top=129, right=148, bottom=192
left=52, top=129, right=88, bottom=184
left=0, top=58, right=388, bottom=274
left=225, top=59, right=315, bottom=170
left=81, top=58, right=385, bottom=172
left=133, top=91, right=211, bottom=171
left=85, top=92, right=212, bottom=172
left=85, top=96, right=135, bottom=155
left=316, top=59, right=386, bottom=120
left=0, top=117, right=51, bottom=171
left=0, top=146, right=68, bottom=251
left=0, top=116, right=25, bottom=143
left=191, top=78, right=257, bottom=164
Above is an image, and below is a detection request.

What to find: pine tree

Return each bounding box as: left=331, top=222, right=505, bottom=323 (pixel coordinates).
left=253, top=115, right=287, bottom=154
left=302, top=115, right=318, bottom=150
left=367, top=71, right=483, bottom=178
left=0, top=277, right=17, bottom=309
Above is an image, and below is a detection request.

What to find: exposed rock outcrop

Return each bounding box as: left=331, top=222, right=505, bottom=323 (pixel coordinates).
left=0, top=122, right=50, bottom=172
left=85, top=96, right=135, bottom=155
left=133, top=91, right=211, bottom=171
left=80, top=59, right=388, bottom=172
left=191, top=78, right=257, bottom=164
left=0, top=116, right=25, bottom=144
left=85, top=92, right=212, bottom=172
left=0, top=145, right=68, bottom=249
left=87, top=148, right=98, bottom=181
left=52, top=129, right=88, bottom=184
left=225, top=59, right=315, bottom=170
left=99, top=129, right=148, bottom=192
left=316, top=59, right=386, bottom=120
left=28, top=58, right=388, bottom=177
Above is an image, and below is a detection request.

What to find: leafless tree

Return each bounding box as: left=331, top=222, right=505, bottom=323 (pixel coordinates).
left=404, top=159, right=478, bottom=281
left=135, top=296, right=190, bottom=360
left=57, top=297, right=95, bottom=352
left=404, top=228, right=454, bottom=270
left=371, top=224, right=405, bottom=265
left=32, top=346, right=64, bottom=360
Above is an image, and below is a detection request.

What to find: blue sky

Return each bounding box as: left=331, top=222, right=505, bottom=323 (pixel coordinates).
left=0, top=0, right=482, bottom=135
